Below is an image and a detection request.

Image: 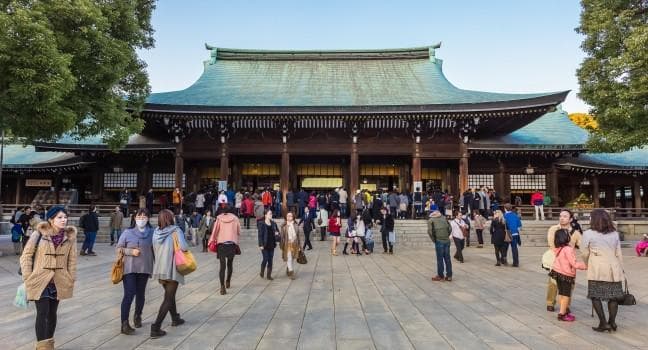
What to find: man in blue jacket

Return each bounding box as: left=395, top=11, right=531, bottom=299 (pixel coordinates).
left=503, top=204, right=522, bottom=267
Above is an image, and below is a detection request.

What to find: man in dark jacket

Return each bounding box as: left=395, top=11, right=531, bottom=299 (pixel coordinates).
left=376, top=207, right=395, bottom=254
left=79, top=205, right=100, bottom=256
left=427, top=210, right=452, bottom=281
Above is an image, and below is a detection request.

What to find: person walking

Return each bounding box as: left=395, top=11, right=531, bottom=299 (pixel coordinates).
left=449, top=211, right=467, bottom=263
left=209, top=206, right=241, bottom=295
left=115, top=208, right=154, bottom=335
left=328, top=209, right=342, bottom=255
left=376, top=207, right=394, bottom=254
left=109, top=206, right=124, bottom=246
left=546, top=209, right=582, bottom=312
left=503, top=204, right=522, bottom=267
left=235, top=190, right=243, bottom=216
left=172, top=188, right=183, bottom=211
left=79, top=205, right=99, bottom=256
left=582, top=209, right=626, bottom=332
left=317, top=207, right=329, bottom=241
left=188, top=210, right=201, bottom=246
left=150, top=209, right=189, bottom=339
left=490, top=210, right=508, bottom=266
left=472, top=209, right=486, bottom=248
left=20, top=206, right=77, bottom=350
left=253, top=194, right=265, bottom=230
left=549, top=229, right=587, bottom=322
left=428, top=209, right=452, bottom=281
left=240, top=193, right=254, bottom=229
left=198, top=210, right=215, bottom=252
left=302, top=207, right=314, bottom=250
left=280, top=212, right=303, bottom=280
left=258, top=209, right=280, bottom=280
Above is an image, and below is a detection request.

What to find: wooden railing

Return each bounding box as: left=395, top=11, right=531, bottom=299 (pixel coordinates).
left=0, top=203, right=135, bottom=219
left=514, top=205, right=648, bottom=220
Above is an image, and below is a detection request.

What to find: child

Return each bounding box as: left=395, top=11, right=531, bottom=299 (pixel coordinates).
left=636, top=234, right=648, bottom=256
left=549, top=229, right=587, bottom=322
left=343, top=216, right=357, bottom=255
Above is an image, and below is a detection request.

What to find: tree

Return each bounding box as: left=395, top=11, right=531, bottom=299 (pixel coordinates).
left=576, top=0, right=648, bottom=152
left=568, top=112, right=598, bottom=130
left=0, top=0, right=155, bottom=150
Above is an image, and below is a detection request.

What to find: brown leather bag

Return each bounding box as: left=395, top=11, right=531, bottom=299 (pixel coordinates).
left=111, top=249, right=125, bottom=284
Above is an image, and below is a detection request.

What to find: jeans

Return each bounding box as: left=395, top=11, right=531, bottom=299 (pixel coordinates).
left=275, top=202, right=281, bottom=217
left=298, top=205, right=305, bottom=219
left=435, top=241, right=452, bottom=278
left=390, top=206, right=397, bottom=216
left=261, top=248, right=275, bottom=271
left=35, top=298, right=59, bottom=341
left=340, top=203, right=347, bottom=218
left=381, top=231, right=393, bottom=253
left=121, top=273, right=149, bottom=322
left=110, top=229, right=121, bottom=244
left=510, top=235, right=520, bottom=266
left=81, top=231, right=97, bottom=253
left=153, top=280, right=179, bottom=326
left=453, top=237, right=465, bottom=262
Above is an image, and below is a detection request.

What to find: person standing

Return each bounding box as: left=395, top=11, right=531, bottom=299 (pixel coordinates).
left=79, top=205, right=99, bottom=256
left=198, top=210, right=215, bottom=252
left=582, top=209, right=625, bottom=332
left=116, top=208, right=154, bottom=335
left=120, top=188, right=130, bottom=217
left=503, top=204, right=522, bottom=267
left=258, top=209, right=279, bottom=280
left=449, top=211, right=467, bottom=263
left=146, top=189, right=154, bottom=214
left=428, top=209, right=452, bottom=281
left=376, top=207, right=394, bottom=254
left=150, top=209, right=189, bottom=339
left=20, top=206, right=77, bottom=350
left=109, top=206, right=124, bottom=246
left=209, top=206, right=241, bottom=295
left=338, top=187, right=348, bottom=218
left=188, top=210, right=201, bottom=246
left=531, top=190, right=545, bottom=220
left=549, top=229, right=587, bottom=322
left=241, top=193, right=254, bottom=229
left=398, top=192, right=409, bottom=219
left=546, top=209, right=582, bottom=312
left=490, top=210, right=508, bottom=266
left=253, top=194, right=265, bottom=230
left=328, top=209, right=342, bottom=256
left=317, top=207, right=329, bottom=241
left=302, top=207, right=314, bottom=250
left=280, top=212, right=303, bottom=280
left=388, top=190, right=399, bottom=218
left=235, top=190, right=243, bottom=217
left=172, top=188, right=183, bottom=211
left=472, top=209, right=486, bottom=248
left=195, top=191, right=206, bottom=214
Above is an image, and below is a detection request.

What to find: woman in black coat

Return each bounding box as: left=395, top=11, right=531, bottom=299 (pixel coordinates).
left=258, top=209, right=280, bottom=280
left=490, top=209, right=508, bottom=266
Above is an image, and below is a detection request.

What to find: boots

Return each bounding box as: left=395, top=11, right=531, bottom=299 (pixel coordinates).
left=171, top=313, right=185, bottom=326
left=608, top=300, right=619, bottom=331
left=226, top=279, right=231, bottom=289
left=220, top=285, right=226, bottom=295
left=150, top=324, right=166, bottom=338
left=35, top=338, right=54, bottom=350
left=266, top=267, right=273, bottom=280
left=260, top=266, right=265, bottom=279
left=343, top=243, right=349, bottom=255
left=121, top=320, right=135, bottom=335
left=288, top=270, right=296, bottom=280
left=591, top=298, right=612, bottom=332
left=133, top=314, right=142, bottom=328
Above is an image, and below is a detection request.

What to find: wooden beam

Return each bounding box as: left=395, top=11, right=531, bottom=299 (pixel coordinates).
left=350, top=142, right=359, bottom=214
left=174, top=142, right=184, bottom=191
left=220, top=143, right=229, bottom=182
left=592, top=175, right=600, bottom=208
left=281, top=144, right=289, bottom=216
left=633, top=178, right=642, bottom=211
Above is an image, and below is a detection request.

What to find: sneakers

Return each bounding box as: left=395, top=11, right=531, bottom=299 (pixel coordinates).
left=87, top=251, right=97, bottom=256
left=557, top=313, right=575, bottom=322
left=444, top=277, right=452, bottom=282
left=547, top=305, right=555, bottom=312
left=80, top=251, right=87, bottom=256
left=431, top=276, right=444, bottom=281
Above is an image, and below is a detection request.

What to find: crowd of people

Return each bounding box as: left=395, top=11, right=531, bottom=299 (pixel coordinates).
left=15, top=186, right=632, bottom=348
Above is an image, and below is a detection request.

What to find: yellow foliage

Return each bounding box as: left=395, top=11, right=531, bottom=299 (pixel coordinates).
left=568, top=113, right=598, bottom=130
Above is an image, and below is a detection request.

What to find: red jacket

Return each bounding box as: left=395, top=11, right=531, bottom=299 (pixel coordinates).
left=241, top=198, right=254, bottom=216
left=262, top=191, right=272, bottom=206
left=531, top=192, right=544, bottom=206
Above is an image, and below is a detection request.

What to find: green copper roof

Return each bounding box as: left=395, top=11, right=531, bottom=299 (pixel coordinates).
left=147, top=45, right=565, bottom=107
left=2, top=145, right=80, bottom=168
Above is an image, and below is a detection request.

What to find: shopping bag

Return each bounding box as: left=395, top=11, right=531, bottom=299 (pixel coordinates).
left=173, top=232, right=197, bottom=275
left=388, top=231, right=396, bottom=243
left=14, top=283, right=28, bottom=309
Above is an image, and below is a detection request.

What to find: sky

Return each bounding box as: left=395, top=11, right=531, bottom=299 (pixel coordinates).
left=138, top=0, right=589, bottom=113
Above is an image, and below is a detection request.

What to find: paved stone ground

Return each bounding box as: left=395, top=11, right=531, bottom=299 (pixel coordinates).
left=0, top=240, right=646, bottom=350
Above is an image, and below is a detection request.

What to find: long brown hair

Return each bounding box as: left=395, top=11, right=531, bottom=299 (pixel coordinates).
left=589, top=209, right=616, bottom=234
left=157, top=209, right=175, bottom=229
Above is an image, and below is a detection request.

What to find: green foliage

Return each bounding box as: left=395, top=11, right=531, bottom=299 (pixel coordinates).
left=0, top=0, right=155, bottom=150
left=576, top=0, right=648, bottom=152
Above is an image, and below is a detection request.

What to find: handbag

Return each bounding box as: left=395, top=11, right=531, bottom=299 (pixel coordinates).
left=317, top=211, right=323, bottom=226
left=173, top=232, right=197, bottom=275
left=504, top=223, right=512, bottom=243
left=208, top=241, right=217, bottom=253
left=119, top=198, right=127, bottom=205
left=111, top=249, right=125, bottom=284
left=541, top=248, right=556, bottom=271
left=388, top=231, right=396, bottom=243
left=297, top=250, right=307, bottom=264
left=620, top=278, right=636, bottom=306
left=235, top=244, right=241, bottom=255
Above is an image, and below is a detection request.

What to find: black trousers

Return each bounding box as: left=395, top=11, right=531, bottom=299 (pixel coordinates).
left=320, top=227, right=327, bottom=241
left=453, top=237, right=465, bottom=262
left=243, top=215, right=251, bottom=229
left=153, top=280, right=178, bottom=326
left=476, top=229, right=484, bottom=245
left=303, top=230, right=312, bottom=249
left=381, top=231, right=393, bottom=252
left=35, top=298, right=59, bottom=341
left=219, top=256, right=234, bottom=286
left=494, top=244, right=507, bottom=263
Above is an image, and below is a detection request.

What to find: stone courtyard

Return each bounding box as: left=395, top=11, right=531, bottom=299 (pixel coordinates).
left=1, top=240, right=646, bottom=350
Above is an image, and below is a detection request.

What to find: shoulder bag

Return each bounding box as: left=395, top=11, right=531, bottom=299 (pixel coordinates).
left=504, top=222, right=512, bottom=243
left=173, top=232, right=197, bottom=275
left=297, top=249, right=307, bottom=264
left=111, top=248, right=125, bottom=284
left=620, top=277, right=636, bottom=306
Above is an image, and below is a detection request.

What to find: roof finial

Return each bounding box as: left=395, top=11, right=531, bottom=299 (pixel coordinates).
left=205, top=43, right=217, bottom=64
left=429, top=42, right=442, bottom=63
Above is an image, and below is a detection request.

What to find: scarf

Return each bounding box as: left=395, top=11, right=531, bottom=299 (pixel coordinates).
left=51, top=228, right=65, bottom=248
left=287, top=223, right=296, bottom=242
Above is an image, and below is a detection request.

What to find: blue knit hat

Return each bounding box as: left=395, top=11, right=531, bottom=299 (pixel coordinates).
left=46, top=206, right=67, bottom=220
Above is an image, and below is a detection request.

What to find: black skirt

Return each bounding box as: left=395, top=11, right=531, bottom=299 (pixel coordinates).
left=587, top=280, right=624, bottom=301
left=549, top=270, right=575, bottom=297
left=217, top=243, right=236, bottom=259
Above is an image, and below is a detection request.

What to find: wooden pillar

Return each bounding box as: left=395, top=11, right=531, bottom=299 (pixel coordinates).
left=633, top=178, right=642, bottom=210
left=350, top=142, right=359, bottom=213
left=15, top=175, right=23, bottom=204
left=191, top=166, right=199, bottom=192
left=412, top=143, right=421, bottom=187
left=137, top=160, right=149, bottom=196
left=54, top=173, right=61, bottom=203
left=174, top=142, right=184, bottom=190
left=459, top=142, right=469, bottom=195
left=220, top=143, right=229, bottom=182
left=592, top=175, right=600, bottom=208
left=550, top=166, right=560, bottom=205
left=605, top=184, right=616, bottom=208
left=496, top=159, right=506, bottom=198
left=280, top=144, right=289, bottom=216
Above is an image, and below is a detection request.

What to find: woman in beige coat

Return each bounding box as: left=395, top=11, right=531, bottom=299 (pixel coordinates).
left=581, top=209, right=625, bottom=333
left=20, top=206, right=77, bottom=350
left=280, top=212, right=302, bottom=280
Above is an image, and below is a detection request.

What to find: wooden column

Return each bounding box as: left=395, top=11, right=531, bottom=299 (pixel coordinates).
left=15, top=175, right=23, bottom=204
left=592, top=175, right=600, bottom=208
left=496, top=159, right=506, bottom=197
left=605, top=184, right=616, bottom=208
left=458, top=142, right=469, bottom=195
left=280, top=144, right=289, bottom=216
left=633, top=178, right=642, bottom=210
left=220, top=143, right=229, bottom=182
left=137, top=160, right=149, bottom=196
left=412, top=143, right=421, bottom=187
left=350, top=142, right=359, bottom=214
left=174, top=142, right=184, bottom=190
left=550, top=166, right=560, bottom=205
